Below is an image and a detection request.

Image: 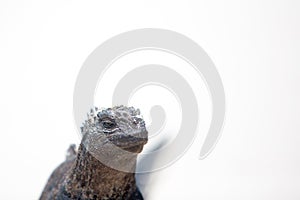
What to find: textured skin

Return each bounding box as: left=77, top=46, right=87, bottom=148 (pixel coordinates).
left=40, top=106, right=147, bottom=200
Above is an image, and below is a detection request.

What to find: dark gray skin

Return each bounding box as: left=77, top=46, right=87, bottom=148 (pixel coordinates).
left=40, top=106, right=148, bottom=200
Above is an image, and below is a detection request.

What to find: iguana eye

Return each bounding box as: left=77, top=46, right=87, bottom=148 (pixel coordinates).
left=101, top=120, right=117, bottom=129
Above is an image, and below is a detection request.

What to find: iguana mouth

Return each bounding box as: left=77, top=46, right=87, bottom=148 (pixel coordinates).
left=122, top=145, right=144, bottom=153
left=107, top=131, right=148, bottom=153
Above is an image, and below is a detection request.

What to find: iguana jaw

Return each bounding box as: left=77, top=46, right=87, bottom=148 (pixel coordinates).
left=106, top=130, right=148, bottom=153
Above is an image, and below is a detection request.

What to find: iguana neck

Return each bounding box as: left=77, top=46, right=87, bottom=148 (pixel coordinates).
left=64, top=144, right=138, bottom=199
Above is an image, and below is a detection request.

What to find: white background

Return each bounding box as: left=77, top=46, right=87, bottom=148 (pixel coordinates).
left=0, top=0, right=300, bottom=199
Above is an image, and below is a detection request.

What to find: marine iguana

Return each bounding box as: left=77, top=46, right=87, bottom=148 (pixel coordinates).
left=40, top=106, right=148, bottom=200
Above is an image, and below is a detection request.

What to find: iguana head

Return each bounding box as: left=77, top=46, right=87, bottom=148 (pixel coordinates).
left=81, top=105, right=148, bottom=154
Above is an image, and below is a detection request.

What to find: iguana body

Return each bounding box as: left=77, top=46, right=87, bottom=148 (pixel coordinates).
left=40, top=106, right=148, bottom=200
